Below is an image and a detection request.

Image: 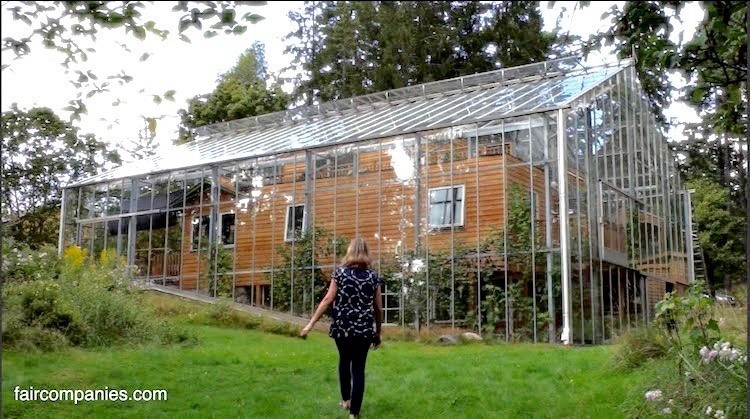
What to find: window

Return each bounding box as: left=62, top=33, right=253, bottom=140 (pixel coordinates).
left=191, top=215, right=210, bottom=252
left=284, top=204, right=306, bottom=242
left=428, top=186, right=464, bottom=228
left=219, top=212, right=235, bottom=246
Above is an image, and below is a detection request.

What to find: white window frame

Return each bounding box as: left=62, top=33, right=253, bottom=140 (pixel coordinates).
left=284, top=204, right=307, bottom=242
left=428, top=185, right=465, bottom=229
left=218, top=211, right=236, bottom=248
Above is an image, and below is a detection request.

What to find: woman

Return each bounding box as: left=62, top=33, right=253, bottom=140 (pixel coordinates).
left=300, top=238, right=382, bottom=419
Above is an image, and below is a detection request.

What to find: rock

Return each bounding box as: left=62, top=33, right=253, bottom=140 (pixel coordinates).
left=461, top=332, right=483, bottom=341
left=437, top=334, right=458, bottom=344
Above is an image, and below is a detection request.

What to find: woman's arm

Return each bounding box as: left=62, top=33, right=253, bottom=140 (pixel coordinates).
left=374, top=285, right=382, bottom=337
left=300, top=280, right=337, bottom=337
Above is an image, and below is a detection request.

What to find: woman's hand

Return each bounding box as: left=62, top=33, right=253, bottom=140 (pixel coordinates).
left=300, top=324, right=313, bottom=339
left=371, top=333, right=381, bottom=350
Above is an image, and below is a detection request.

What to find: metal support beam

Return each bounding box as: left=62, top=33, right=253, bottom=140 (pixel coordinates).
left=556, top=108, right=572, bottom=345
left=58, top=188, right=67, bottom=255
left=543, top=118, right=556, bottom=343
left=126, top=180, right=139, bottom=276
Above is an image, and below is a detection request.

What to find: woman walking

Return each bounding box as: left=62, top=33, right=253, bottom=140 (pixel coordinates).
left=301, top=238, right=382, bottom=419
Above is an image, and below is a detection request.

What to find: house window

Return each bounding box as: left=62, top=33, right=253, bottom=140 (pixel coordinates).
left=284, top=204, right=306, bottom=242
left=219, top=212, right=235, bottom=246
left=191, top=215, right=210, bottom=252
left=428, top=186, right=464, bottom=228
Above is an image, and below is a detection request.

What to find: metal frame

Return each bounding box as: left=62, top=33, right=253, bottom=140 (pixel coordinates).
left=59, top=58, right=690, bottom=345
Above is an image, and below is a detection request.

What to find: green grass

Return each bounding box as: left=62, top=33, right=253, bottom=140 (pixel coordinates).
left=3, top=295, right=656, bottom=418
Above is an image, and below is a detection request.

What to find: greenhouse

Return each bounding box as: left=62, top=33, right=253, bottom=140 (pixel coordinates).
left=58, top=56, right=692, bottom=344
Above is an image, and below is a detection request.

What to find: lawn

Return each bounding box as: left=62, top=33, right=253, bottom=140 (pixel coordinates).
left=2, top=295, right=655, bottom=418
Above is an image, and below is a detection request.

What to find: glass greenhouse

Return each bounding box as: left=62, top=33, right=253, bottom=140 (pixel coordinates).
left=59, top=57, right=692, bottom=344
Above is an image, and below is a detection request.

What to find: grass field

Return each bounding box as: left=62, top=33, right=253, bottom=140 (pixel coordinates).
left=2, top=294, right=659, bottom=418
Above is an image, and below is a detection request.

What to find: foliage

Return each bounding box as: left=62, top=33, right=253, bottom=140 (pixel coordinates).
left=480, top=183, right=555, bottom=341
left=125, top=117, right=160, bottom=161
left=200, top=243, right=235, bottom=299
left=686, top=178, right=745, bottom=290
left=1, top=244, right=188, bottom=351
left=268, top=226, right=348, bottom=315
left=177, top=42, right=290, bottom=143
left=2, top=1, right=269, bottom=120
left=285, top=1, right=556, bottom=103
left=623, top=281, right=747, bottom=418
left=1, top=106, right=120, bottom=247
left=654, top=281, right=719, bottom=353
left=611, top=326, right=669, bottom=370
left=590, top=1, right=682, bottom=123
left=1, top=237, right=60, bottom=283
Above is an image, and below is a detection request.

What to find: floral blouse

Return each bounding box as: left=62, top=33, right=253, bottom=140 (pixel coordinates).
left=328, top=266, right=381, bottom=339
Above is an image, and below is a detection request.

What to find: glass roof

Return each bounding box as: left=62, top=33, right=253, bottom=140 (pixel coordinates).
left=71, top=58, right=630, bottom=187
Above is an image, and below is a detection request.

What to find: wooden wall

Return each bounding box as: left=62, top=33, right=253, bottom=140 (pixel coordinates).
left=177, top=142, right=553, bottom=288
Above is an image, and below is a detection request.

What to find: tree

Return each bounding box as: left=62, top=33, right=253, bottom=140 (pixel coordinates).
left=688, top=178, right=745, bottom=291
left=177, top=42, right=290, bottom=143
left=284, top=1, right=556, bottom=103
left=1, top=105, right=121, bottom=247
left=2, top=1, right=268, bottom=122
left=590, top=1, right=683, bottom=124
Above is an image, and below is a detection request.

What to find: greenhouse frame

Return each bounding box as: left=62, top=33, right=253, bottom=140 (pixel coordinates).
left=59, top=56, right=693, bottom=344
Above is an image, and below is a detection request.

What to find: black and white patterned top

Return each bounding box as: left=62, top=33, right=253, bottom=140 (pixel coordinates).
left=328, top=266, right=381, bottom=339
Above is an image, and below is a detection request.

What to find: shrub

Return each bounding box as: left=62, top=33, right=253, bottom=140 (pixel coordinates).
left=610, top=326, right=668, bottom=370
left=1, top=237, right=60, bottom=283
left=2, top=245, right=191, bottom=351
left=623, top=281, right=746, bottom=417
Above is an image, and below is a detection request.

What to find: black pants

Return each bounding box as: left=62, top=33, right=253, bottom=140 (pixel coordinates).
left=335, top=337, right=371, bottom=415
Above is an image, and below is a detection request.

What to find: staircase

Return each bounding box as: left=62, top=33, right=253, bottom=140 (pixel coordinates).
left=690, top=221, right=709, bottom=284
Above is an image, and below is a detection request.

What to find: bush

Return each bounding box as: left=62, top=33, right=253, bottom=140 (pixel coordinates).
left=2, top=245, right=192, bottom=351
left=610, top=326, right=668, bottom=370
left=622, top=282, right=747, bottom=417
left=1, top=237, right=60, bottom=283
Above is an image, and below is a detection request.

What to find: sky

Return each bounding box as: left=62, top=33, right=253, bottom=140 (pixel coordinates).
left=0, top=1, right=705, bottom=161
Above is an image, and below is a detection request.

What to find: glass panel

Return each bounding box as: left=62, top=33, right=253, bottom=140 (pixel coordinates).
left=219, top=164, right=237, bottom=203
left=221, top=213, right=236, bottom=246
left=191, top=215, right=210, bottom=252
left=106, top=181, right=123, bottom=216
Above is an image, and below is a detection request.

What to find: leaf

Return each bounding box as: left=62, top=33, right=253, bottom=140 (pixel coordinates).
left=232, top=25, right=247, bottom=35
left=87, top=70, right=97, bottom=80
left=221, top=10, right=235, bottom=24
left=144, top=21, right=156, bottom=31
left=139, top=52, right=150, bottom=62
left=203, top=30, right=218, bottom=39
left=242, top=13, right=265, bottom=24
left=178, top=19, right=192, bottom=33
left=86, top=90, right=97, bottom=98
left=691, top=87, right=705, bottom=103
left=133, top=26, right=147, bottom=41
left=152, top=95, right=162, bottom=104
left=707, top=319, right=719, bottom=332
left=179, top=34, right=191, bottom=43
left=164, top=90, right=176, bottom=101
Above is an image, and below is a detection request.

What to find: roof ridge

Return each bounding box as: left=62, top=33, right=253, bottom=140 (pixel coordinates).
left=193, top=55, right=588, bottom=138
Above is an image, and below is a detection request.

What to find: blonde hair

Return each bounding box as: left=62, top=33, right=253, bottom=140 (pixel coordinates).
left=342, top=238, right=371, bottom=269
